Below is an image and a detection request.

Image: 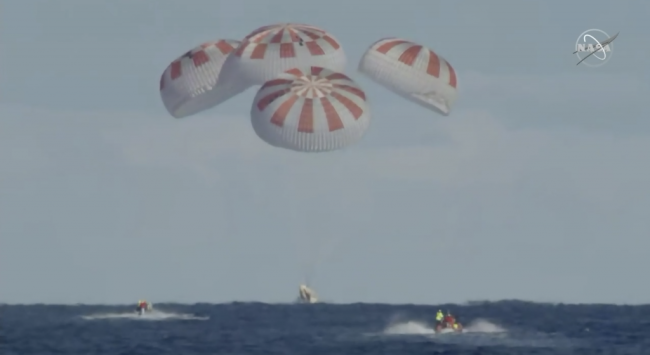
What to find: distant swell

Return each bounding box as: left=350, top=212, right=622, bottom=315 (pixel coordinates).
left=81, top=310, right=208, bottom=321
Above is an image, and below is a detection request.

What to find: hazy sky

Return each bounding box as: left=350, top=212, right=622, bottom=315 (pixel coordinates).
left=1, top=0, right=649, bottom=305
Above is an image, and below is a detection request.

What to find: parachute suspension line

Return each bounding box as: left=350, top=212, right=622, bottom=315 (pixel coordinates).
left=244, top=47, right=372, bottom=290
left=285, top=155, right=316, bottom=281
left=312, top=231, right=345, bottom=269
left=301, top=163, right=322, bottom=286
left=289, top=153, right=327, bottom=288
left=299, top=152, right=350, bottom=288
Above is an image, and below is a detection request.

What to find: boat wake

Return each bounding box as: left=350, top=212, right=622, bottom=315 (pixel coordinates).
left=380, top=317, right=579, bottom=349
left=383, top=318, right=506, bottom=335
left=81, top=309, right=208, bottom=321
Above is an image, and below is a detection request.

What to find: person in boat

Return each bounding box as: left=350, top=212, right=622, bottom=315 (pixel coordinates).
left=136, top=300, right=149, bottom=314
left=447, top=312, right=463, bottom=331
left=435, top=309, right=444, bottom=326
left=452, top=314, right=462, bottom=330
left=444, top=311, right=455, bottom=327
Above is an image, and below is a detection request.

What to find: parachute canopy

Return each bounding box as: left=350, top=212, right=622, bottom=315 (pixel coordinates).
left=221, top=23, right=346, bottom=88
left=358, top=37, right=458, bottom=116
left=250, top=66, right=371, bottom=152
left=160, top=39, right=244, bottom=118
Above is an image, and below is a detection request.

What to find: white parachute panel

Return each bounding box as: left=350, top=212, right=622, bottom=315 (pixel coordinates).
left=250, top=66, right=371, bottom=152
left=221, top=23, right=347, bottom=89
left=160, top=39, right=246, bottom=118
left=358, top=37, right=458, bottom=116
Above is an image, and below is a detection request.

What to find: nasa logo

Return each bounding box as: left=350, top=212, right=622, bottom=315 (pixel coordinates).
left=575, top=29, right=614, bottom=67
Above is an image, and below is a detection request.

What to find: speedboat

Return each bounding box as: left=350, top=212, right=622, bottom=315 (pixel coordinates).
left=436, top=313, right=463, bottom=334
left=435, top=319, right=463, bottom=334
left=296, top=284, right=318, bottom=304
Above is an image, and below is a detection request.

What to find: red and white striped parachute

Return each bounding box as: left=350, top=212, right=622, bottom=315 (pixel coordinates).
left=358, top=37, right=458, bottom=116
left=221, top=23, right=346, bottom=89
left=160, top=39, right=244, bottom=118
left=251, top=66, right=371, bottom=152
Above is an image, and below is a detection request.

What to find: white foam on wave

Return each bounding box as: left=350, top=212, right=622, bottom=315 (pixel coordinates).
left=384, top=321, right=435, bottom=335
left=463, top=318, right=506, bottom=333
left=81, top=309, right=209, bottom=321
left=383, top=318, right=506, bottom=336
left=378, top=316, right=582, bottom=349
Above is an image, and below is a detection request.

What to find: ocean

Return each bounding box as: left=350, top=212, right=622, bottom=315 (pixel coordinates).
left=1, top=301, right=648, bottom=354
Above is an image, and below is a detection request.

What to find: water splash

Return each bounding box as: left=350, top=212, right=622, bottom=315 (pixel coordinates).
left=464, top=318, right=507, bottom=333
left=383, top=317, right=506, bottom=336
left=384, top=320, right=435, bottom=335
